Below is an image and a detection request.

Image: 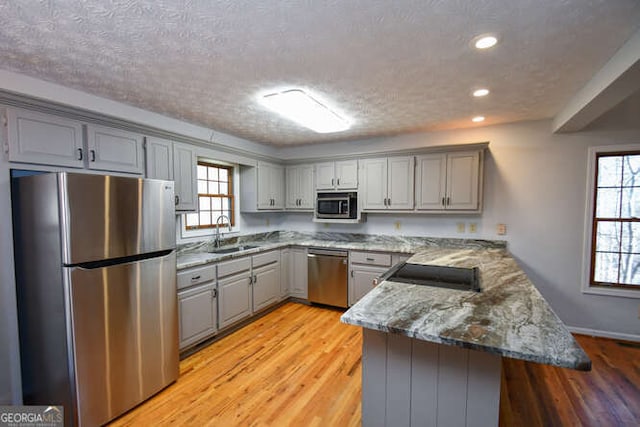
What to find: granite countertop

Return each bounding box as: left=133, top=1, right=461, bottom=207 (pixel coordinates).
left=176, top=231, right=591, bottom=371
left=176, top=231, right=504, bottom=270
left=341, top=247, right=591, bottom=371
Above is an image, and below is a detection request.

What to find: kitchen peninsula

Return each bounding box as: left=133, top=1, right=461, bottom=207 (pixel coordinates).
left=341, top=245, right=591, bottom=427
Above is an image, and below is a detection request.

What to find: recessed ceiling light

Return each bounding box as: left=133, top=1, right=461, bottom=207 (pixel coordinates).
left=259, top=89, right=351, bottom=133
left=473, top=88, right=490, bottom=97
left=472, top=116, right=485, bottom=123
left=474, top=35, right=498, bottom=49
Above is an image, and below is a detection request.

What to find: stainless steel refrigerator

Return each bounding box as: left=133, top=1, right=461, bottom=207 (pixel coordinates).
left=12, top=172, right=179, bottom=427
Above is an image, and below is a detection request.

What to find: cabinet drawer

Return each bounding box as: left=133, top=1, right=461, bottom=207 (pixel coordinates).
left=252, top=250, right=280, bottom=268
left=177, top=264, right=216, bottom=290
left=218, top=257, right=251, bottom=279
left=350, top=251, right=392, bottom=267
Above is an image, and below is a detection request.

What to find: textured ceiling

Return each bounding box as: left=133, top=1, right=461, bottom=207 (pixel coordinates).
left=1, top=1, right=639, bottom=146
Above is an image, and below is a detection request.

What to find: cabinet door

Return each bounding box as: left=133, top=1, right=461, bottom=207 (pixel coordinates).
left=415, top=154, right=447, bottom=210
left=362, top=158, right=388, bottom=210
left=280, top=249, right=290, bottom=298
left=336, top=160, right=358, bottom=189
left=252, top=262, right=281, bottom=312
left=287, top=165, right=315, bottom=210
left=173, top=143, right=197, bottom=211
left=272, top=164, right=285, bottom=209
left=446, top=151, right=480, bottom=210
left=145, top=136, right=174, bottom=180
left=218, top=273, right=252, bottom=329
left=256, top=162, right=284, bottom=210
left=387, top=156, right=414, bottom=210
left=86, top=124, right=144, bottom=174
left=285, top=166, right=299, bottom=209
left=315, top=162, right=335, bottom=190
left=178, top=283, right=217, bottom=350
left=351, top=266, right=387, bottom=306
left=6, top=108, right=84, bottom=168
left=298, top=164, right=315, bottom=209
left=289, top=248, right=308, bottom=299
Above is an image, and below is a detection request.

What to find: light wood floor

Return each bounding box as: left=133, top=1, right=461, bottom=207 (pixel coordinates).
left=109, top=302, right=362, bottom=426
left=110, top=302, right=639, bottom=426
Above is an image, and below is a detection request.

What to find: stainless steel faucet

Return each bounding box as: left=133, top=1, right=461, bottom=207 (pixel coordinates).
left=214, top=214, right=232, bottom=248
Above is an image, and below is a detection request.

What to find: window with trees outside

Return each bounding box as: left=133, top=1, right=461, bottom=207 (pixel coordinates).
left=590, top=151, right=640, bottom=289
left=185, top=161, right=234, bottom=230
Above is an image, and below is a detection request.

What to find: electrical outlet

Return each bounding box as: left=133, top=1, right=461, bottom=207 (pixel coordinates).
left=469, top=223, right=477, bottom=233
left=394, top=221, right=401, bottom=230
left=497, top=223, right=507, bottom=235
left=457, top=222, right=465, bottom=233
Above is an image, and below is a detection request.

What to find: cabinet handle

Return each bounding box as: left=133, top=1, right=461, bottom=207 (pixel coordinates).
left=191, top=275, right=201, bottom=281
left=446, top=197, right=450, bottom=206
left=175, top=195, right=179, bottom=205
left=249, top=275, right=253, bottom=285
left=253, top=275, right=257, bottom=284
left=442, top=197, right=446, bottom=206
left=90, top=149, right=96, bottom=162
left=366, top=257, right=375, bottom=262
left=387, top=198, right=391, bottom=206
left=332, top=178, right=335, bottom=186
left=350, top=270, right=354, bottom=278
left=76, top=148, right=83, bottom=160
left=212, top=288, right=218, bottom=299
left=337, top=178, right=340, bottom=186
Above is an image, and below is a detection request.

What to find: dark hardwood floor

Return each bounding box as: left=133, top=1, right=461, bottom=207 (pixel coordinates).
left=109, top=303, right=639, bottom=426
left=500, top=334, right=640, bottom=426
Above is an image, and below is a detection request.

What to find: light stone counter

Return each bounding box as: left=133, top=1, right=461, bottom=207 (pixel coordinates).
left=341, top=247, right=591, bottom=371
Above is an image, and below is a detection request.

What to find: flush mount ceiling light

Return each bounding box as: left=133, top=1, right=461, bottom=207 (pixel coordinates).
left=259, top=89, right=351, bottom=133
left=472, top=116, right=486, bottom=123
left=473, top=35, right=498, bottom=49
left=473, top=88, right=490, bottom=97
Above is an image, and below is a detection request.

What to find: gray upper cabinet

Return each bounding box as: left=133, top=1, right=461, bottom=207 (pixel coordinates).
left=6, top=108, right=85, bottom=168
left=241, top=161, right=285, bottom=212
left=6, top=108, right=144, bottom=174
left=85, top=124, right=144, bottom=174
left=145, top=136, right=174, bottom=181
left=172, top=142, right=197, bottom=211
left=286, top=164, right=314, bottom=210
left=362, top=156, right=414, bottom=210
left=416, top=150, right=482, bottom=211
left=145, top=138, right=197, bottom=211
left=315, top=160, right=358, bottom=190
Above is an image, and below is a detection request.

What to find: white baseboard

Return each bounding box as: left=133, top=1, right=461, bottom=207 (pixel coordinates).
left=568, top=326, right=640, bottom=342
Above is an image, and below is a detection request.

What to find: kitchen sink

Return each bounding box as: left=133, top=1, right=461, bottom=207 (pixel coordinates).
left=208, top=244, right=259, bottom=254
left=381, top=262, right=481, bottom=292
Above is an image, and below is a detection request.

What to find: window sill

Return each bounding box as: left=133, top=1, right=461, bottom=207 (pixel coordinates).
left=582, top=285, right=640, bottom=299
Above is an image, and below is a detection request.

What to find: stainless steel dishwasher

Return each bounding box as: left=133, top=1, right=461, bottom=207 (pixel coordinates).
left=308, top=248, right=349, bottom=308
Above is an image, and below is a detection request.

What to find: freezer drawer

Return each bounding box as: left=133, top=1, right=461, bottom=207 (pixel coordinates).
left=69, top=251, right=178, bottom=426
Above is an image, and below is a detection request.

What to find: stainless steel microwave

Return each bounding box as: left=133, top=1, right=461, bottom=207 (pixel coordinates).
left=316, top=192, right=358, bottom=219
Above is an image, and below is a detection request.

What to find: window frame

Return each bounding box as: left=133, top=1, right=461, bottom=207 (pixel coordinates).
left=582, top=144, right=640, bottom=298
left=180, top=159, right=239, bottom=241
left=185, top=161, right=235, bottom=231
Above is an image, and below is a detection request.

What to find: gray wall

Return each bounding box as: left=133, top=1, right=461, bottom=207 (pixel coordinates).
left=278, top=119, right=640, bottom=338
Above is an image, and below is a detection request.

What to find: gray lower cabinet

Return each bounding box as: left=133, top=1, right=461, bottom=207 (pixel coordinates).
left=177, top=264, right=218, bottom=350
left=349, top=251, right=392, bottom=306
left=288, top=248, right=308, bottom=299
left=280, top=248, right=290, bottom=298
left=218, top=259, right=253, bottom=330
left=178, top=283, right=217, bottom=350
left=252, top=250, right=281, bottom=312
